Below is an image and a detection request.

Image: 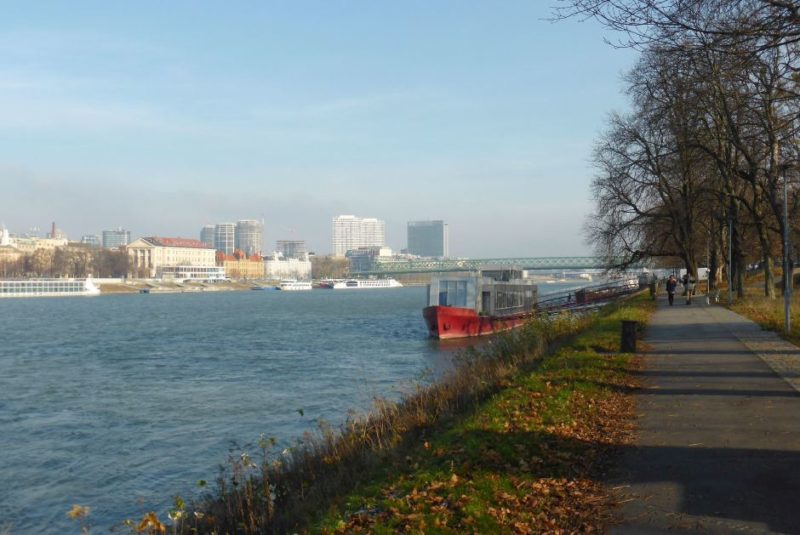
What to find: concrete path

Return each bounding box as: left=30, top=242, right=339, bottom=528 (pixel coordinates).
left=610, top=295, right=800, bottom=534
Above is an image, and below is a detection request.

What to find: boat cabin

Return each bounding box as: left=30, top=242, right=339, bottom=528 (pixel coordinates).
left=427, top=268, right=537, bottom=317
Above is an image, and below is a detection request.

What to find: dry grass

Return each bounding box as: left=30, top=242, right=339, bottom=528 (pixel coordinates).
left=730, top=293, right=800, bottom=345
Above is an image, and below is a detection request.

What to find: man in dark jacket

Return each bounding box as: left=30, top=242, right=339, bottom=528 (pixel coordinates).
left=666, top=275, right=678, bottom=306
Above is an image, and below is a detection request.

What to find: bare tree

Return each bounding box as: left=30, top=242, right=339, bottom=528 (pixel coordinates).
left=553, top=0, right=800, bottom=52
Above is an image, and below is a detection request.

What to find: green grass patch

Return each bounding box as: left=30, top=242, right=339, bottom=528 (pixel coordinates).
left=316, top=296, right=654, bottom=534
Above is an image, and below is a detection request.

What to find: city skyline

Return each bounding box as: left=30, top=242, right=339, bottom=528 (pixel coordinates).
left=0, top=2, right=637, bottom=257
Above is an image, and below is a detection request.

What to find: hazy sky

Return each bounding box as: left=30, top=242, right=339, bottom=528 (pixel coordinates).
left=0, top=1, right=637, bottom=257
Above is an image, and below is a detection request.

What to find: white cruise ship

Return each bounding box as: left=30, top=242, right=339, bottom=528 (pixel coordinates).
left=277, top=280, right=313, bottom=291
left=0, top=278, right=101, bottom=298
left=332, top=278, right=403, bottom=289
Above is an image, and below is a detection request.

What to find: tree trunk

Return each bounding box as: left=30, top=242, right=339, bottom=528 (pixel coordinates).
left=709, top=240, right=718, bottom=291
left=763, top=255, right=776, bottom=298
left=757, top=224, right=776, bottom=298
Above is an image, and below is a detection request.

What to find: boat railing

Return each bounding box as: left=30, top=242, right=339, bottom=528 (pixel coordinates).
left=536, top=279, right=640, bottom=313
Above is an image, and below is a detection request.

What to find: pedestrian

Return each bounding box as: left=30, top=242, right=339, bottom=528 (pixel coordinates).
left=685, top=274, right=696, bottom=305
left=666, top=274, right=677, bottom=306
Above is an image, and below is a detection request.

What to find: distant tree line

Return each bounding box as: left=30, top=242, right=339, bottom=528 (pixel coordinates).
left=311, top=255, right=349, bottom=279
left=0, top=246, right=129, bottom=278
left=556, top=0, right=800, bottom=298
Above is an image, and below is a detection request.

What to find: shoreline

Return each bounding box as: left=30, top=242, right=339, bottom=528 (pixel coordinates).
left=97, top=280, right=430, bottom=295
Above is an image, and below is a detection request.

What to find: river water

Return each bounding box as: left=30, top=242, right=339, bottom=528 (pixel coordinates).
left=0, top=282, right=583, bottom=533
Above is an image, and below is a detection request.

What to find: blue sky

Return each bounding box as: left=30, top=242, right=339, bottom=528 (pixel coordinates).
left=0, top=1, right=637, bottom=257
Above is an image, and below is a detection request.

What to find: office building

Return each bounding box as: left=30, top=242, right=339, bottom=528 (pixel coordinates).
left=80, top=235, right=101, bottom=248
left=103, top=228, right=131, bottom=249
left=332, top=215, right=385, bottom=257
left=214, top=223, right=236, bottom=255
left=200, top=225, right=215, bottom=248
left=235, top=219, right=263, bottom=257
left=407, top=220, right=449, bottom=258
left=276, top=240, right=306, bottom=259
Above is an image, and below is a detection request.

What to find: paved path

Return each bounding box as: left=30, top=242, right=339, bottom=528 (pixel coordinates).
left=610, top=295, right=800, bottom=534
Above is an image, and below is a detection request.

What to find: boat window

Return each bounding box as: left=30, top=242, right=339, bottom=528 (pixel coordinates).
left=438, top=280, right=467, bottom=307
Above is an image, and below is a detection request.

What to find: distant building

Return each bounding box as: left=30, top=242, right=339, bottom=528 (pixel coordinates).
left=159, top=265, right=226, bottom=282
left=223, top=258, right=264, bottom=279
left=346, top=246, right=393, bottom=272
left=214, top=223, right=236, bottom=255
left=102, top=228, right=131, bottom=249
left=200, top=225, right=215, bottom=248
left=407, top=220, right=449, bottom=258
left=0, top=227, right=11, bottom=247
left=235, top=220, right=263, bottom=257
left=264, top=252, right=312, bottom=280
left=332, top=215, right=385, bottom=257
left=276, top=240, right=306, bottom=259
left=47, top=222, right=67, bottom=240
left=10, top=236, right=68, bottom=253
left=80, top=235, right=102, bottom=248
left=127, top=237, right=216, bottom=278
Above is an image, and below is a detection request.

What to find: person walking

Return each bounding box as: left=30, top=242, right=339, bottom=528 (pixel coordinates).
left=666, top=275, right=678, bottom=306
left=684, top=273, right=696, bottom=305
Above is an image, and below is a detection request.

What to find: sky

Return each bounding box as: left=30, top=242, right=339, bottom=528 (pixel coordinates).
left=0, top=1, right=638, bottom=257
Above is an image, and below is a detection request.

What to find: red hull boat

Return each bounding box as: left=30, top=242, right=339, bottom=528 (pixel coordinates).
left=422, top=268, right=538, bottom=339
left=422, top=305, right=531, bottom=339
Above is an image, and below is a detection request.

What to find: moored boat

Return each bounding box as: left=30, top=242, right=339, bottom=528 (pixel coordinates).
left=277, top=280, right=313, bottom=291
left=332, top=278, right=403, bottom=289
left=0, top=277, right=101, bottom=298
left=422, top=269, right=537, bottom=339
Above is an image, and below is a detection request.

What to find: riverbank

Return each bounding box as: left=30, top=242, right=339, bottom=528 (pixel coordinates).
left=125, top=293, right=653, bottom=533
left=96, top=280, right=261, bottom=294
left=96, top=279, right=434, bottom=294
left=316, top=295, right=654, bottom=533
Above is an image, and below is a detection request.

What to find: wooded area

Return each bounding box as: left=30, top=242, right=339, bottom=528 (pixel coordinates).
left=557, top=0, right=799, bottom=297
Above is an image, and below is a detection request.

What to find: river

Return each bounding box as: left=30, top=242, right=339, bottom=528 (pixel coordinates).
left=0, top=282, right=585, bottom=533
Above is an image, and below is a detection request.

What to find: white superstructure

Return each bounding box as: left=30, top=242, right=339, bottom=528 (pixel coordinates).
left=332, top=278, right=403, bottom=289
left=277, top=280, right=313, bottom=291
left=0, top=278, right=101, bottom=298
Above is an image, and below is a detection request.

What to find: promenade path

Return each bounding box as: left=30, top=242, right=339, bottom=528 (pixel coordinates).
left=610, top=295, right=800, bottom=534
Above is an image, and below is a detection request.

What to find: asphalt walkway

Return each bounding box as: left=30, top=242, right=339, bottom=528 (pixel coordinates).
left=610, top=294, right=800, bottom=534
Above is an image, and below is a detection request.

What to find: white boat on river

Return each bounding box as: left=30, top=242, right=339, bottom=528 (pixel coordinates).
left=277, top=280, right=313, bottom=291
left=0, top=278, right=101, bottom=298
left=332, top=278, right=403, bottom=289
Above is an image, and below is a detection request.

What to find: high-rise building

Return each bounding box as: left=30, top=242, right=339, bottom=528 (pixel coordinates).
left=214, top=223, right=236, bottom=255
left=407, top=220, right=449, bottom=258
left=80, top=235, right=101, bottom=248
left=235, top=220, right=264, bottom=257
left=200, top=225, right=215, bottom=248
left=102, top=228, right=131, bottom=249
left=332, top=215, right=385, bottom=257
left=276, top=240, right=306, bottom=259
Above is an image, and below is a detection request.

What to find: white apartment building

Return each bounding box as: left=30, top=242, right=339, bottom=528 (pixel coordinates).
left=127, top=237, right=217, bottom=278
left=332, top=215, right=385, bottom=257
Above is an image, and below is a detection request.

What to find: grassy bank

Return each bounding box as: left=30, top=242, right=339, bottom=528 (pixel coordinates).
left=111, top=295, right=654, bottom=534
left=729, top=293, right=800, bottom=345
left=316, top=296, right=654, bottom=533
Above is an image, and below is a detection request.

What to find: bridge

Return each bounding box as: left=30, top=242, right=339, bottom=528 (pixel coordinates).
left=351, top=256, right=635, bottom=275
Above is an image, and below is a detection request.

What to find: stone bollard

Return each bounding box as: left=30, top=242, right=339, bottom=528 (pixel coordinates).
left=621, top=320, right=638, bottom=353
